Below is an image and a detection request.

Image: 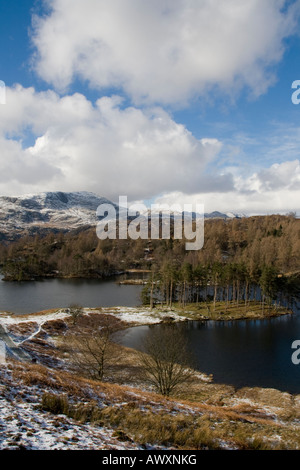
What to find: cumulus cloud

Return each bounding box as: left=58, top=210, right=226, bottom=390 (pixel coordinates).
left=1, top=81, right=299, bottom=214
left=153, top=159, right=300, bottom=214
left=0, top=136, right=61, bottom=186
left=0, top=85, right=224, bottom=200
left=31, top=0, right=299, bottom=106
left=248, top=160, right=300, bottom=192
left=1, top=85, right=299, bottom=212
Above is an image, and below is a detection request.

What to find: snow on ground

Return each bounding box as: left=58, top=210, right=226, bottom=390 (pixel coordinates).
left=0, top=396, right=141, bottom=450
left=1, top=308, right=300, bottom=450
left=0, top=366, right=142, bottom=450
left=0, top=305, right=186, bottom=330
left=86, top=306, right=186, bottom=325
left=0, top=309, right=71, bottom=326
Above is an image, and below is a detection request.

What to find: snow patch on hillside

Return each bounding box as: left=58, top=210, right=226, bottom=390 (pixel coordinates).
left=0, top=366, right=143, bottom=450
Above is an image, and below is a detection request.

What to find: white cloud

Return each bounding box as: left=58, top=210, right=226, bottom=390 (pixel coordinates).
left=31, top=0, right=299, bottom=106
left=1, top=86, right=299, bottom=213
left=153, top=159, right=300, bottom=214
left=247, top=160, right=300, bottom=192
left=0, top=136, right=61, bottom=186
left=0, top=85, right=223, bottom=200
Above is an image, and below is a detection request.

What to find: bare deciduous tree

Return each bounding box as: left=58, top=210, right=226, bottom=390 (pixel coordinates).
left=66, top=316, right=123, bottom=381
left=138, top=324, right=195, bottom=396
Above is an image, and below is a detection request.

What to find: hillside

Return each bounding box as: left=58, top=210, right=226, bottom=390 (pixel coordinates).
left=0, top=212, right=299, bottom=285
left=1, top=308, right=300, bottom=451
left=0, top=191, right=117, bottom=241
left=0, top=191, right=242, bottom=243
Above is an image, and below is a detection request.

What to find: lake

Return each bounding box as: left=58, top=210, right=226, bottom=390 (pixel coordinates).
left=120, top=298, right=300, bottom=394
left=0, top=275, right=144, bottom=313
left=1, top=275, right=300, bottom=393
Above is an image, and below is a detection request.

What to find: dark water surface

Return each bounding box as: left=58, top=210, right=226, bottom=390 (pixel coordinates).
left=0, top=276, right=143, bottom=313
left=120, top=299, right=300, bottom=394
left=1, top=275, right=300, bottom=393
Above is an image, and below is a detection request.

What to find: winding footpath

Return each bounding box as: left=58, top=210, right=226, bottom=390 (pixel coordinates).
left=0, top=324, right=32, bottom=363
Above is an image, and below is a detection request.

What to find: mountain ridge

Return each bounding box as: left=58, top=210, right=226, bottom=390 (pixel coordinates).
left=0, top=191, right=245, bottom=241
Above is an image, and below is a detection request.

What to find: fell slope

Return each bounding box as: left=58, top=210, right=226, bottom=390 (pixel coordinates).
left=0, top=191, right=116, bottom=240
left=0, top=308, right=300, bottom=450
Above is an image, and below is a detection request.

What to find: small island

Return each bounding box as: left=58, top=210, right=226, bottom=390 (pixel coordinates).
left=153, top=300, right=293, bottom=323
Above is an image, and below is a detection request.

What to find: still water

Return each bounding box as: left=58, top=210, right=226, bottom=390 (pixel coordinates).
left=0, top=275, right=143, bottom=313
left=1, top=275, right=300, bottom=393
left=120, top=299, right=300, bottom=394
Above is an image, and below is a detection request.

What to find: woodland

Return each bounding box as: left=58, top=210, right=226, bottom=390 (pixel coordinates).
left=0, top=214, right=299, bottom=308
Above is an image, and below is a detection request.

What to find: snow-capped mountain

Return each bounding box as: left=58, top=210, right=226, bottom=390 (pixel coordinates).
left=204, top=211, right=245, bottom=219
left=0, top=191, right=246, bottom=241
left=225, top=211, right=247, bottom=219
left=0, top=191, right=117, bottom=240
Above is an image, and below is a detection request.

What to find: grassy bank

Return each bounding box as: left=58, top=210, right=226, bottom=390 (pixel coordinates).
left=164, top=300, right=293, bottom=322
left=6, top=359, right=300, bottom=450
left=0, top=304, right=299, bottom=450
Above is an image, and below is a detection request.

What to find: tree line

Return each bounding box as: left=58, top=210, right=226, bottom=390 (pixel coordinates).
left=0, top=214, right=299, bottom=286
left=141, top=260, right=295, bottom=312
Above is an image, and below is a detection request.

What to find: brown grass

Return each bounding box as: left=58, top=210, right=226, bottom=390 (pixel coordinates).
left=6, top=359, right=300, bottom=450
left=4, top=304, right=300, bottom=451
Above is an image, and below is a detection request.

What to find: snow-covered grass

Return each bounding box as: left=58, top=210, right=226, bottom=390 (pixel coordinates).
left=0, top=365, right=143, bottom=450
left=0, top=305, right=176, bottom=326
left=0, top=309, right=71, bottom=327
left=1, top=308, right=300, bottom=450
left=85, top=306, right=188, bottom=325
left=1, top=358, right=300, bottom=451
left=0, top=396, right=142, bottom=450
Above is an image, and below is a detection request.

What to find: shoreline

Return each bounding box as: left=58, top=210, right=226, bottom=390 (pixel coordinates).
left=0, top=269, right=151, bottom=282
left=0, top=300, right=293, bottom=327
left=0, top=303, right=298, bottom=398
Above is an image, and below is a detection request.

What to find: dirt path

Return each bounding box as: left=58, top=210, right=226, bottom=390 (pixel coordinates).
left=0, top=324, right=32, bottom=362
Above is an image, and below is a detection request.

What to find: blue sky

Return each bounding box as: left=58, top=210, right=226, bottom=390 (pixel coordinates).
left=0, top=0, right=300, bottom=214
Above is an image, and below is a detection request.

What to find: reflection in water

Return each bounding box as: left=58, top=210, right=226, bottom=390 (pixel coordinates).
left=1, top=274, right=300, bottom=393
left=121, top=300, right=300, bottom=394
left=0, top=276, right=143, bottom=314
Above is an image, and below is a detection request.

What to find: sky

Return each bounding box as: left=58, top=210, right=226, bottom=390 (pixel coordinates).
left=0, top=0, right=300, bottom=215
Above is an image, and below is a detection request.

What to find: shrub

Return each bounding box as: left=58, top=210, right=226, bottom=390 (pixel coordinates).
left=41, top=393, right=69, bottom=415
